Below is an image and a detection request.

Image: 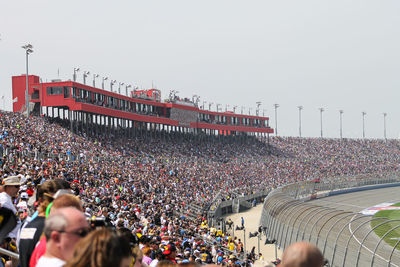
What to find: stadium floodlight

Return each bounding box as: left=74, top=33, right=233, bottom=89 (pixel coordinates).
left=73, top=67, right=80, bottom=82
left=274, top=104, right=279, bottom=136
left=339, top=110, right=344, bottom=139
left=93, top=74, right=99, bottom=87
left=118, top=82, right=125, bottom=94
left=383, top=113, right=387, bottom=140
left=298, top=106, right=303, bottom=137
left=256, top=101, right=261, bottom=116
left=202, top=101, right=207, bottom=110
left=83, top=71, right=90, bottom=85
left=319, top=107, right=324, bottom=138
left=22, top=44, right=33, bottom=117
left=102, top=77, right=108, bottom=90
left=362, top=111, right=366, bottom=138
left=192, top=95, right=200, bottom=106
left=216, top=104, right=221, bottom=112
left=125, top=84, right=132, bottom=97
left=110, top=80, right=116, bottom=92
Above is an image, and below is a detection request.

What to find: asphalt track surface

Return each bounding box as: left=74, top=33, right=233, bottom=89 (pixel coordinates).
left=308, top=186, right=400, bottom=267
left=311, top=187, right=400, bottom=213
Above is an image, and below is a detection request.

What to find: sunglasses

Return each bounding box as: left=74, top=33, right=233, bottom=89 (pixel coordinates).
left=59, top=228, right=90, bottom=238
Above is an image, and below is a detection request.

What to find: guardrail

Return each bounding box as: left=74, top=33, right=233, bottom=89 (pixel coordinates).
left=260, top=172, right=400, bottom=267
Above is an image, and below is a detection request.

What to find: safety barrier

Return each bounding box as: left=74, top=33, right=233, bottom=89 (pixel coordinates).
left=260, top=174, right=400, bottom=267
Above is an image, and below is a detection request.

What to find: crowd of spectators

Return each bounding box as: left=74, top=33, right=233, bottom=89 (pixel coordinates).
left=1, top=110, right=400, bottom=266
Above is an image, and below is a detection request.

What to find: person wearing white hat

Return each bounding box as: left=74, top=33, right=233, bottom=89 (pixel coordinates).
left=0, top=175, right=22, bottom=238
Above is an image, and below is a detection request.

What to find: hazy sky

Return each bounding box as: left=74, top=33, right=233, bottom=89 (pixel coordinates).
left=1, top=0, right=400, bottom=139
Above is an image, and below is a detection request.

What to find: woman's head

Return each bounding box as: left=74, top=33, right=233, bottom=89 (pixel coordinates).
left=65, top=228, right=132, bottom=267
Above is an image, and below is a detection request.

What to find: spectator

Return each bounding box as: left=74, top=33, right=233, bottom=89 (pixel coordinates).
left=280, top=242, right=324, bottom=267
left=64, top=228, right=132, bottom=267
left=36, top=207, right=89, bottom=267
left=19, top=180, right=65, bottom=267
left=0, top=176, right=21, bottom=239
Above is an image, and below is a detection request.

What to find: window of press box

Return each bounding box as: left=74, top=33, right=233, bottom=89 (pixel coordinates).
left=47, top=86, right=64, bottom=95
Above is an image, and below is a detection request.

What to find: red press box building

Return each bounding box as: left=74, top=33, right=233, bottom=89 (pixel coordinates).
left=12, top=74, right=273, bottom=139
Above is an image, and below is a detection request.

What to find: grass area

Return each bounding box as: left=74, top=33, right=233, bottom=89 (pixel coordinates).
left=371, top=202, right=400, bottom=249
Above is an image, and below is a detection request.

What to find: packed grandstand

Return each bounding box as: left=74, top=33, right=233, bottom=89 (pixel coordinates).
left=1, top=111, right=400, bottom=266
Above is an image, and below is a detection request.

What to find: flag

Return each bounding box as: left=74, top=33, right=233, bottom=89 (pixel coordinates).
left=12, top=97, right=18, bottom=103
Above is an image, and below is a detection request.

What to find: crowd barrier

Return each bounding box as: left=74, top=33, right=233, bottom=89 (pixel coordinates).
left=260, top=172, right=400, bottom=267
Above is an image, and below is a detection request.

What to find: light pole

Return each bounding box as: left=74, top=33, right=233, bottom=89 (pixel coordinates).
left=73, top=67, right=80, bottom=82
left=362, top=111, right=366, bottom=138
left=319, top=107, right=324, bottom=138
left=125, top=84, right=132, bottom=96
left=83, top=71, right=90, bottom=85
left=208, top=102, right=213, bottom=111
left=102, top=77, right=108, bottom=90
left=274, top=104, right=279, bottom=136
left=248, top=107, right=252, bottom=115
left=297, top=106, right=303, bottom=137
left=263, top=109, right=267, bottom=117
left=225, top=104, right=229, bottom=112
left=118, top=82, right=124, bottom=94
left=383, top=113, right=387, bottom=140
left=241, top=106, right=245, bottom=115
left=22, top=44, right=33, bottom=117
left=92, top=74, right=99, bottom=87
left=339, top=110, right=343, bottom=139
left=110, top=80, right=116, bottom=92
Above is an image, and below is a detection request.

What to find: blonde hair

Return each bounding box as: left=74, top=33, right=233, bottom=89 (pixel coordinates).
left=64, top=228, right=132, bottom=267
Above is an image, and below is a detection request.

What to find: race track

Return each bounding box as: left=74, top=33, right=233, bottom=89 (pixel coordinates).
left=311, top=186, right=400, bottom=213
left=308, top=186, right=400, bottom=267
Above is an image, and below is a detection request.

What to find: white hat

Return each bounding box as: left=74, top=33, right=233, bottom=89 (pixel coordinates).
left=2, top=176, right=21, bottom=186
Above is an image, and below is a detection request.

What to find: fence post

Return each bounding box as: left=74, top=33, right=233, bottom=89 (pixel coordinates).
left=295, top=206, right=321, bottom=241
left=266, top=197, right=288, bottom=241
left=322, top=212, right=354, bottom=255
left=339, top=216, right=379, bottom=266
left=388, top=239, right=400, bottom=267
left=315, top=211, right=348, bottom=247
left=371, top=224, right=400, bottom=267
left=286, top=205, right=316, bottom=248
left=269, top=199, right=296, bottom=243
left=307, top=209, right=336, bottom=243
left=355, top=219, right=397, bottom=267
left=278, top=202, right=304, bottom=249
left=299, top=207, right=331, bottom=241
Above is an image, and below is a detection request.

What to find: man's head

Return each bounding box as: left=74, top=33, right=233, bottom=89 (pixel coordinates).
left=44, top=207, right=89, bottom=261
left=281, top=242, right=324, bottom=267
left=2, top=176, right=21, bottom=198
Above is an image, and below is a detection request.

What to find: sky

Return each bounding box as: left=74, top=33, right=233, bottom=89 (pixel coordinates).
left=1, top=0, right=400, bottom=139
